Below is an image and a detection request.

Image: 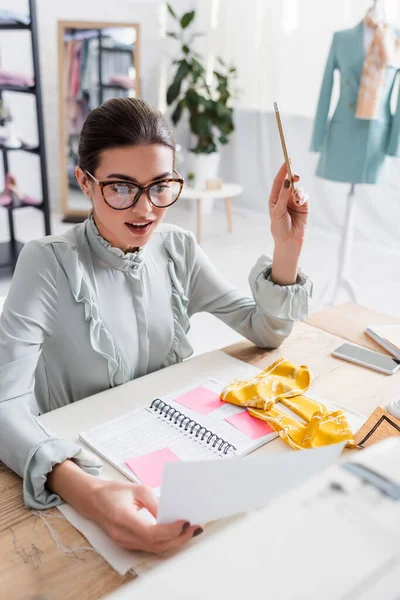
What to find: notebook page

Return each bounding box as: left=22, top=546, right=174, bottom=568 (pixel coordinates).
left=159, top=378, right=277, bottom=456
left=79, top=406, right=220, bottom=485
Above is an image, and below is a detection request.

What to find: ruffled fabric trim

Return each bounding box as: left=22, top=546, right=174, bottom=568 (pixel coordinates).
left=87, top=213, right=145, bottom=272
left=23, top=437, right=103, bottom=509
left=249, top=255, right=313, bottom=322
left=161, top=232, right=194, bottom=368
left=49, top=224, right=128, bottom=387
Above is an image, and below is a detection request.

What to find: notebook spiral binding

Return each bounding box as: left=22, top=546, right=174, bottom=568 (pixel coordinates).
left=150, top=398, right=236, bottom=455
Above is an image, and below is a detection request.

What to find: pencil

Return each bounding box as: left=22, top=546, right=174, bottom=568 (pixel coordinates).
left=274, top=102, right=296, bottom=196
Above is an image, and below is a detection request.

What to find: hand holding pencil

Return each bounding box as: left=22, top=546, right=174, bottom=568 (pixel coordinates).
left=268, top=103, right=309, bottom=285
left=273, top=102, right=309, bottom=206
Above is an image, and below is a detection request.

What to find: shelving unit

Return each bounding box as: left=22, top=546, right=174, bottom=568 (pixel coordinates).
left=0, top=0, right=51, bottom=271
left=0, top=23, right=30, bottom=31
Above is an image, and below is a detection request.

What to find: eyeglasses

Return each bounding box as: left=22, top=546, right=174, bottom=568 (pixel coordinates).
left=85, top=169, right=184, bottom=210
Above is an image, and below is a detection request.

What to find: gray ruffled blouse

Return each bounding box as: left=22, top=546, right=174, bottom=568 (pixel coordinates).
left=0, top=216, right=312, bottom=509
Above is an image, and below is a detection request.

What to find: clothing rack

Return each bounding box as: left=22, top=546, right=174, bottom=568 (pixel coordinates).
left=63, top=28, right=134, bottom=223
left=66, top=28, right=133, bottom=104
left=0, top=0, right=51, bottom=272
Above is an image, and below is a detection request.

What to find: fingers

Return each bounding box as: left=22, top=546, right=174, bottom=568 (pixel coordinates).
left=152, top=524, right=202, bottom=554
left=121, top=510, right=189, bottom=543
left=270, top=166, right=300, bottom=208
left=293, top=186, right=309, bottom=206
left=133, top=484, right=159, bottom=518
left=113, top=517, right=201, bottom=554
left=132, top=485, right=196, bottom=542
left=270, top=162, right=289, bottom=201
left=274, top=176, right=292, bottom=217
left=115, top=497, right=201, bottom=547
left=99, top=482, right=203, bottom=555
left=149, top=520, right=192, bottom=543
left=289, top=186, right=309, bottom=209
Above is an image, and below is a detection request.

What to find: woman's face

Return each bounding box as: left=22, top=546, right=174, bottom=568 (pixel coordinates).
left=76, top=144, right=174, bottom=252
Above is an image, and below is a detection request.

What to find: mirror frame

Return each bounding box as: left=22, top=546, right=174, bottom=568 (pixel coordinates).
left=58, top=20, right=141, bottom=222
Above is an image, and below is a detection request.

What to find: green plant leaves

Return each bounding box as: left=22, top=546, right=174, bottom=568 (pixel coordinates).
left=171, top=99, right=185, bottom=124
left=176, top=60, right=190, bottom=82
left=180, top=10, right=195, bottom=29
left=166, top=60, right=190, bottom=105
left=167, top=3, right=177, bottom=19
left=186, top=88, right=202, bottom=106
left=191, top=57, right=204, bottom=75
left=167, top=80, right=181, bottom=105
left=215, top=103, right=231, bottom=119
left=165, top=7, right=237, bottom=154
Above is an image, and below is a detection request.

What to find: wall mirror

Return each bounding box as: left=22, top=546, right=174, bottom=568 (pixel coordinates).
left=58, top=20, right=140, bottom=221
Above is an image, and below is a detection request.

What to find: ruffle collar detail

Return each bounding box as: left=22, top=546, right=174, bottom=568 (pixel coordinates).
left=86, top=214, right=145, bottom=272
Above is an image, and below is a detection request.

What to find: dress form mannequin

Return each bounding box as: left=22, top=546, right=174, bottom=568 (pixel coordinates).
left=327, top=1, right=386, bottom=305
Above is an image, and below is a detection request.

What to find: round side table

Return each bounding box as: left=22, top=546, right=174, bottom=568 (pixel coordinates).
left=179, top=183, right=243, bottom=244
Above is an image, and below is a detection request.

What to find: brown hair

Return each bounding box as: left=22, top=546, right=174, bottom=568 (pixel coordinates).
left=78, top=97, right=176, bottom=174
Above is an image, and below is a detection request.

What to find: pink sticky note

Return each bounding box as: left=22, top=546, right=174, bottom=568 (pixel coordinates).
left=226, top=411, right=274, bottom=440
left=126, top=448, right=181, bottom=488
left=174, top=386, right=225, bottom=415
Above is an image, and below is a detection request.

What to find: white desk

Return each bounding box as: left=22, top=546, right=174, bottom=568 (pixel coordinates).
left=179, top=183, right=243, bottom=243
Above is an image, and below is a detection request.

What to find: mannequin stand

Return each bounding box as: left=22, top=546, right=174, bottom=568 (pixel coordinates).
left=321, top=184, right=359, bottom=305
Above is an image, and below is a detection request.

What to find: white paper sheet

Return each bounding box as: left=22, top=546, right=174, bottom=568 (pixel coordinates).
left=157, top=442, right=345, bottom=524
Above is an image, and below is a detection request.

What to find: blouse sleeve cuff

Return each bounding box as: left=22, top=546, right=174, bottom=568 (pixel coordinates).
left=249, top=255, right=313, bottom=322
left=23, top=438, right=103, bottom=509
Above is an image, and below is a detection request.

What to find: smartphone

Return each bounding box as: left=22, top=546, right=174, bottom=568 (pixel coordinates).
left=332, top=343, right=400, bottom=375
left=274, top=102, right=296, bottom=195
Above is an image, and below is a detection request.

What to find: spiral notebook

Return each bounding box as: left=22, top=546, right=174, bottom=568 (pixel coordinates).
left=78, top=378, right=277, bottom=490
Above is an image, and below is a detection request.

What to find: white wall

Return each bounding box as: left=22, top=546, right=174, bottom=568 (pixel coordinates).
left=196, top=0, right=400, bottom=116
left=0, top=0, right=194, bottom=210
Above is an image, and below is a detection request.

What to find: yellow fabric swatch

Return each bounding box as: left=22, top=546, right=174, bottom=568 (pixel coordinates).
left=221, top=358, right=356, bottom=450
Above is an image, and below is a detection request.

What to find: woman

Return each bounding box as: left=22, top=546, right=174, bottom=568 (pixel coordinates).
left=0, top=98, right=310, bottom=554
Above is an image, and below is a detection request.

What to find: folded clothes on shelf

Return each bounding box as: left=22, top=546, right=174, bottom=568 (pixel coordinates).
left=0, top=174, right=40, bottom=208
left=0, top=69, right=34, bottom=88
left=0, top=10, right=30, bottom=25
left=109, top=74, right=135, bottom=89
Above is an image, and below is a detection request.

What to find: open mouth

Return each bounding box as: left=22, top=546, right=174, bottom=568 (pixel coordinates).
left=125, top=221, right=153, bottom=235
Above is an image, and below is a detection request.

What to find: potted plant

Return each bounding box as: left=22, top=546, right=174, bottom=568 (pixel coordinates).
left=166, top=4, right=237, bottom=197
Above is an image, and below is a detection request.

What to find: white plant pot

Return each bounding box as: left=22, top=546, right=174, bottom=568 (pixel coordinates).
left=187, top=152, right=221, bottom=214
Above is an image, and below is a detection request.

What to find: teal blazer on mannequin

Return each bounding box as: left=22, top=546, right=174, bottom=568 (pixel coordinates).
left=311, top=22, right=400, bottom=184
